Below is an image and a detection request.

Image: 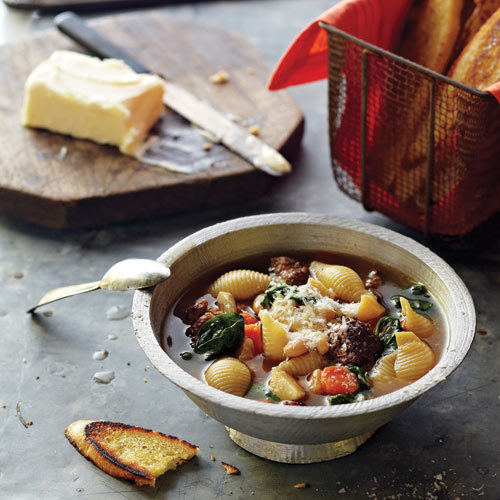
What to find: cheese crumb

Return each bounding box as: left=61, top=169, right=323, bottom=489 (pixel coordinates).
left=209, top=70, right=229, bottom=84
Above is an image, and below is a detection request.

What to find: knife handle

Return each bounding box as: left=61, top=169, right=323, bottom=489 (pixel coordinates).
left=54, top=11, right=152, bottom=74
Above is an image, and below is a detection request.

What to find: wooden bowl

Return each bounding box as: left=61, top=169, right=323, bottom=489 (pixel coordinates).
left=132, top=213, right=475, bottom=463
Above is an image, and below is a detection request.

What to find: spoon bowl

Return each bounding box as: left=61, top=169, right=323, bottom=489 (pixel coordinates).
left=27, top=258, right=171, bottom=313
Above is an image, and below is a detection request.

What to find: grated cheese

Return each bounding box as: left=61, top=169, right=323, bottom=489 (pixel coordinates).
left=268, top=283, right=360, bottom=351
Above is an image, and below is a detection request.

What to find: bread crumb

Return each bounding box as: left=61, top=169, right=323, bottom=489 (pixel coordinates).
left=209, top=70, right=229, bottom=84
left=144, top=379, right=148, bottom=383
left=221, top=462, right=240, bottom=475
left=434, top=473, right=443, bottom=481
left=210, top=455, right=216, bottom=461
left=2, top=404, right=6, bottom=408
left=338, top=488, right=346, bottom=494
left=248, top=125, right=260, bottom=136
left=293, top=483, right=310, bottom=488
left=203, top=143, right=213, bottom=151
left=210, top=444, right=214, bottom=448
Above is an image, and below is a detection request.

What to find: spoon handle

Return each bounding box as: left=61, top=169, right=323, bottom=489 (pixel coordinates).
left=27, top=281, right=101, bottom=313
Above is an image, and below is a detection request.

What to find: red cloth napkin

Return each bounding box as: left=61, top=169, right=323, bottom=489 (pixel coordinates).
left=267, top=0, right=500, bottom=103
left=268, top=0, right=412, bottom=90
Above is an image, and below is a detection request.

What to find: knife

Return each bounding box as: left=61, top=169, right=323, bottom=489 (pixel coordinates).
left=54, top=11, right=291, bottom=176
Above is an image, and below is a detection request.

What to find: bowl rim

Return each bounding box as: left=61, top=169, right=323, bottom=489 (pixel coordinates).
left=132, top=213, right=476, bottom=420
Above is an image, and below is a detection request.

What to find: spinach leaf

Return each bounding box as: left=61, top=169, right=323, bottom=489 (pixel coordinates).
left=375, top=315, right=403, bottom=349
left=391, top=295, right=433, bottom=312
left=194, top=312, right=244, bottom=360
left=261, top=283, right=317, bottom=309
left=348, top=366, right=370, bottom=391
left=290, top=292, right=317, bottom=305
left=261, top=284, right=290, bottom=309
left=265, top=389, right=281, bottom=403
left=328, top=392, right=366, bottom=406
left=406, top=283, right=430, bottom=297
left=247, top=383, right=280, bottom=403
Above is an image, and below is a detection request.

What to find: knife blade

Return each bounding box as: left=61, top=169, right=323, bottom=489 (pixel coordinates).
left=54, top=11, right=291, bottom=176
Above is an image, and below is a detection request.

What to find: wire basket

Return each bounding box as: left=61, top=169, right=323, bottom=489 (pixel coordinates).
left=321, top=23, right=500, bottom=243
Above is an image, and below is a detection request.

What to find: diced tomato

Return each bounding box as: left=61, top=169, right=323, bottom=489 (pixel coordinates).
left=401, top=318, right=408, bottom=330
left=244, top=323, right=263, bottom=354
left=320, top=365, right=359, bottom=395
left=241, top=311, right=259, bottom=325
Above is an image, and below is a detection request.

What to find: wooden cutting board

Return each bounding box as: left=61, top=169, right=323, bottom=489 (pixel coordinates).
left=0, top=12, right=303, bottom=229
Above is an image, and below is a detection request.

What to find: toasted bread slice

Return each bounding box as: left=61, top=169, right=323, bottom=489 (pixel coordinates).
left=397, top=0, right=464, bottom=72
left=449, top=5, right=500, bottom=89
left=65, top=420, right=198, bottom=486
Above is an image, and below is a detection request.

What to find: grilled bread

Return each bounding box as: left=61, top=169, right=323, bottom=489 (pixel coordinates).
left=449, top=5, right=500, bottom=89
left=397, top=0, right=464, bottom=72
left=65, top=420, right=198, bottom=487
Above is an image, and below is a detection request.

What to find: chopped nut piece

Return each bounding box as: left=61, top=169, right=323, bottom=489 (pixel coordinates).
left=210, top=455, right=216, bottom=461
left=221, top=462, right=240, bottom=475
left=209, top=70, right=229, bottom=84
left=203, top=143, right=213, bottom=151
left=248, top=125, right=260, bottom=136
left=294, top=483, right=310, bottom=489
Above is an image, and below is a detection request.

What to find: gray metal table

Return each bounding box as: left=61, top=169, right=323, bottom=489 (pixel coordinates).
left=0, top=1, right=498, bottom=498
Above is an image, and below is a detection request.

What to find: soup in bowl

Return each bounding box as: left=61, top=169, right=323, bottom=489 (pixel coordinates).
left=132, top=214, right=475, bottom=462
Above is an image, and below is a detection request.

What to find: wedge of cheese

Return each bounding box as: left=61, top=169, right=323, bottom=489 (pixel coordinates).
left=22, top=50, right=165, bottom=155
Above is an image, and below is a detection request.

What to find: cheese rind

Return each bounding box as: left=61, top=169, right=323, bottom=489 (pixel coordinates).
left=21, top=50, right=164, bottom=154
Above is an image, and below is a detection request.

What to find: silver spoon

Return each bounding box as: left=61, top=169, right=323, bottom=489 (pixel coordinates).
left=27, top=259, right=170, bottom=314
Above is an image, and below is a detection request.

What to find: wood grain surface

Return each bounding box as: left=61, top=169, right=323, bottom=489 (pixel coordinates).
left=0, top=12, right=304, bottom=228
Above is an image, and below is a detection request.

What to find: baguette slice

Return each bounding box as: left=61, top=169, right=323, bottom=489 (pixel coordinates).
left=397, top=0, right=464, bottom=72
left=65, top=420, right=198, bottom=487
left=449, top=5, right=500, bottom=89
left=451, top=0, right=500, bottom=63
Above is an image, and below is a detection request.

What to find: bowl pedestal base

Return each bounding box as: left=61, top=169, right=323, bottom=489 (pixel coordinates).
left=226, top=427, right=374, bottom=464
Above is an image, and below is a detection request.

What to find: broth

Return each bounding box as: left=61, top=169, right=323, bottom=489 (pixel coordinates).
left=162, top=252, right=447, bottom=406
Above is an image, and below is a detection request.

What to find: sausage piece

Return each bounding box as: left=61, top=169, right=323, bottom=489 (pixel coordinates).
left=269, top=256, right=309, bottom=285
left=329, top=318, right=382, bottom=371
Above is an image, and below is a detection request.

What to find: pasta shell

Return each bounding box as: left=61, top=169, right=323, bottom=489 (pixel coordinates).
left=216, top=291, right=237, bottom=313
left=395, top=340, right=435, bottom=382
left=307, top=369, right=324, bottom=395
left=278, top=350, right=327, bottom=376
left=268, top=368, right=306, bottom=401
left=283, top=339, right=308, bottom=358
left=395, top=331, right=421, bottom=346
left=260, top=310, right=288, bottom=362
left=369, top=351, right=398, bottom=385
left=400, top=297, right=434, bottom=338
left=207, top=270, right=272, bottom=300
left=307, top=278, right=336, bottom=299
left=235, top=337, right=255, bottom=362
left=357, top=292, right=386, bottom=321
left=310, top=261, right=365, bottom=302
left=205, top=357, right=252, bottom=397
